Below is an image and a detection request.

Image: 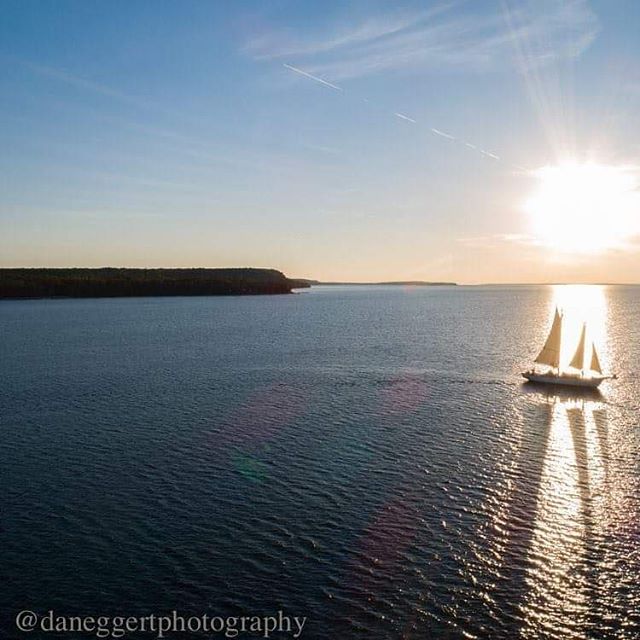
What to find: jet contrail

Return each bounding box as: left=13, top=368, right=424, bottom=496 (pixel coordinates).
left=479, top=149, right=500, bottom=160
left=283, top=63, right=343, bottom=91
left=431, top=128, right=456, bottom=140
left=395, top=112, right=417, bottom=123
left=282, top=62, right=513, bottom=168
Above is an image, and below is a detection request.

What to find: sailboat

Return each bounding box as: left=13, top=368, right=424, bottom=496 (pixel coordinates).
left=522, top=307, right=613, bottom=388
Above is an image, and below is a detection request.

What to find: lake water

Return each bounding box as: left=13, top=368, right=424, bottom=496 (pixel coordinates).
left=1, top=285, right=639, bottom=639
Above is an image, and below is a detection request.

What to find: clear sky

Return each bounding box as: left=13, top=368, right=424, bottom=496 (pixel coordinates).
left=2, top=0, right=639, bottom=283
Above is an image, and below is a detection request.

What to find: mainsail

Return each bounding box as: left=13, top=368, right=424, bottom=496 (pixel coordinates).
left=590, top=344, right=603, bottom=374
left=535, top=308, right=562, bottom=368
left=569, top=323, right=587, bottom=370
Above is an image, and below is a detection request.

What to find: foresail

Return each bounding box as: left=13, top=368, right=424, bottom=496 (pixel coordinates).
left=569, top=323, right=587, bottom=370
left=590, top=344, right=603, bottom=374
left=535, top=308, right=562, bottom=368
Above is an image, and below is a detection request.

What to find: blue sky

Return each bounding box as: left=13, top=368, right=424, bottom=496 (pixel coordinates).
left=2, top=0, right=639, bottom=282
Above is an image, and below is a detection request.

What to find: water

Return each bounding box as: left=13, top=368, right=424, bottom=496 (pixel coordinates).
left=1, top=285, right=639, bottom=639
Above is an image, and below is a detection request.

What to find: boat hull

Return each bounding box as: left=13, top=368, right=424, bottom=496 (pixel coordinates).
left=521, top=371, right=604, bottom=388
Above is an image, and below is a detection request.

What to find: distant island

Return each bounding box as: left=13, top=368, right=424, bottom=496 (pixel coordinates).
left=0, top=268, right=309, bottom=299
left=292, top=279, right=456, bottom=286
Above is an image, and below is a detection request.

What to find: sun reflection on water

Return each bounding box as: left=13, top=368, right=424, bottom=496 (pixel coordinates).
left=519, top=399, right=591, bottom=638
left=551, top=285, right=608, bottom=372
left=515, top=379, right=625, bottom=640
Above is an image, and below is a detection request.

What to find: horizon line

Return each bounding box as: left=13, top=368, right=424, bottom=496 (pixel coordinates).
left=2, top=266, right=639, bottom=287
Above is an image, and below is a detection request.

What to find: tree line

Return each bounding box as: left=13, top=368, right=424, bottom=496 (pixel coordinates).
left=0, top=268, right=308, bottom=299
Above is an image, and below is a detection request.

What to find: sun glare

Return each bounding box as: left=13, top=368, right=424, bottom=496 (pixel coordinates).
left=524, top=162, right=640, bottom=253
left=552, top=284, right=607, bottom=369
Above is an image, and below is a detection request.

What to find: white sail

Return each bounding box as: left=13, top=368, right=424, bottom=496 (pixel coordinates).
left=590, top=344, right=603, bottom=374
left=535, top=308, right=562, bottom=368
left=569, top=323, right=587, bottom=370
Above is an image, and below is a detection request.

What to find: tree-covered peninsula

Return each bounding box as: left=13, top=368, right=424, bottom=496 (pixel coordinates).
left=0, top=268, right=309, bottom=299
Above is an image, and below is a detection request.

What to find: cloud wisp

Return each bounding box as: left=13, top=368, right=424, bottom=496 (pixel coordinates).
left=247, top=1, right=599, bottom=81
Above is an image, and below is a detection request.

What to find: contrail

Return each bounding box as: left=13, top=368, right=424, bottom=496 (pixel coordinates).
left=431, top=128, right=456, bottom=140
left=395, top=112, right=417, bottom=123
left=479, top=149, right=500, bottom=160
left=282, top=62, right=513, bottom=168
left=283, top=63, right=343, bottom=91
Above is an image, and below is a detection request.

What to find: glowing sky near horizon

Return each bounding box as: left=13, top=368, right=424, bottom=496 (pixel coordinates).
left=1, top=0, right=640, bottom=283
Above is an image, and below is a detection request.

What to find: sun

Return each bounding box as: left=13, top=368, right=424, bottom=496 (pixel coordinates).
left=524, top=162, right=640, bottom=253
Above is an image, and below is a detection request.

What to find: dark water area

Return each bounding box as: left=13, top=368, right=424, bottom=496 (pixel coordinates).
left=1, top=285, right=639, bottom=639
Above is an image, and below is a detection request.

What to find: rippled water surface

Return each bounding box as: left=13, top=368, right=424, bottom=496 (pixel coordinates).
left=2, top=285, right=639, bottom=639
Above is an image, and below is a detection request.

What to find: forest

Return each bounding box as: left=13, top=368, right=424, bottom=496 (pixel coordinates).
left=0, top=268, right=309, bottom=298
